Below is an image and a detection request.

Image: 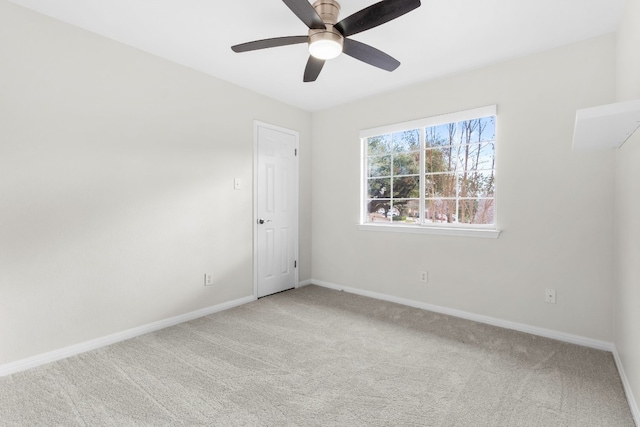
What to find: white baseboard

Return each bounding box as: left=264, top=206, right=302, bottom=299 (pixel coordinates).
left=613, top=346, right=640, bottom=426
left=298, top=279, right=313, bottom=287
left=0, top=295, right=256, bottom=377
left=311, top=279, right=614, bottom=352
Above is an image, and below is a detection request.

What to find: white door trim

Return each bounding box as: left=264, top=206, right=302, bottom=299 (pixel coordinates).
left=253, top=121, right=299, bottom=298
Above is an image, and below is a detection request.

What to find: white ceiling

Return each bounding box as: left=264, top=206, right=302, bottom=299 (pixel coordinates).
left=9, top=0, right=626, bottom=112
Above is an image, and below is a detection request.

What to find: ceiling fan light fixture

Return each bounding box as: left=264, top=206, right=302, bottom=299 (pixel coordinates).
left=308, top=28, right=343, bottom=60
left=309, top=39, right=342, bottom=60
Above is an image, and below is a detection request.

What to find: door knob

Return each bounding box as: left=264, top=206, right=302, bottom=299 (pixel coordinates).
left=258, top=218, right=272, bottom=224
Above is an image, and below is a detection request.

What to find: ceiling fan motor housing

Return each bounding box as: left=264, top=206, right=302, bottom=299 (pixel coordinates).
left=312, top=0, right=340, bottom=25
left=309, top=0, right=343, bottom=57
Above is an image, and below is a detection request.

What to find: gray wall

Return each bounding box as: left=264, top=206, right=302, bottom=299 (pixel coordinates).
left=0, top=1, right=312, bottom=365
left=615, top=0, right=640, bottom=416
left=311, top=35, right=617, bottom=341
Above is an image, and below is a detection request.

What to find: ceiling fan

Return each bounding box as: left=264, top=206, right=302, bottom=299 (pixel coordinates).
left=231, top=0, right=421, bottom=82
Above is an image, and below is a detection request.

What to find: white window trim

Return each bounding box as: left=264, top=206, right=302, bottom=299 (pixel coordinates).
left=358, top=223, right=501, bottom=239
left=360, top=105, right=501, bottom=238
left=359, top=105, right=497, bottom=139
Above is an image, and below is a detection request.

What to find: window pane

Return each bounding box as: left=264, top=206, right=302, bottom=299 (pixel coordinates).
left=368, top=155, right=391, bottom=177
left=392, top=199, right=420, bottom=223
left=425, top=199, right=456, bottom=223
left=425, top=147, right=455, bottom=173
left=366, top=200, right=391, bottom=223
left=394, top=152, right=420, bottom=175
left=393, top=130, right=420, bottom=152
left=476, top=116, right=496, bottom=142
left=368, top=178, right=390, bottom=199
left=393, top=176, right=419, bottom=198
left=476, top=142, right=495, bottom=171
left=454, top=144, right=475, bottom=171
left=458, top=170, right=495, bottom=198
left=458, top=120, right=477, bottom=145
left=455, top=142, right=495, bottom=172
left=426, top=123, right=456, bottom=148
left=457, top=199, right=495, bottom=225
left=425, top=173, right=456, bottom=198
left=367, top=134, right=392, bottom=155
left=469, top=199, right=494, bottom=224
left=459, top=117, right=496, bottom=145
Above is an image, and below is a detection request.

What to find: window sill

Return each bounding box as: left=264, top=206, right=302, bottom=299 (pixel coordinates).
left=358, top=223, right=501, bottom=239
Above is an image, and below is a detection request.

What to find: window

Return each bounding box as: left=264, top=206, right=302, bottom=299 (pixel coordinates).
left=361, top=106, right=499, bottom=238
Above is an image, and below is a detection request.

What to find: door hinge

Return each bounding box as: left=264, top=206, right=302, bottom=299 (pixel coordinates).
left=294, top=260, right=297, bottom=268
left=294, top=148, right=297, bottom=156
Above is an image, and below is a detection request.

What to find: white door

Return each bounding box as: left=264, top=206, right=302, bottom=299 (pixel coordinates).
left=254, top=122, right=298, bottom=298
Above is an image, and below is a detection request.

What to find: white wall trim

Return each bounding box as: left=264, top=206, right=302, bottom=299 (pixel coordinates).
left=311, top=279, right=613, bottom=352
left=358, top=223, right=501, bottom=239
left=298, top=279, right=313, bottom=287
left=613, top=346, right=640, bottom=426
left=360, top=105, right=497, bottom=139
left=0, top=295, right=256, bottom=377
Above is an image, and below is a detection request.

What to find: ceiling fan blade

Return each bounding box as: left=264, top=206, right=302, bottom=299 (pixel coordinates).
left=335, top=0, right=421, bottom=37
left=303, top=56, right=325, bottom=82
left=282, top=0, right=326, bottom=30
left=342, top=38, right=400, bottom=71
left=231, top=36, right=308, bottom=53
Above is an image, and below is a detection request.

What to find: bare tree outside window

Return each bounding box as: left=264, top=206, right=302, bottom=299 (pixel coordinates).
left=425, top=116, right=495, bottom=225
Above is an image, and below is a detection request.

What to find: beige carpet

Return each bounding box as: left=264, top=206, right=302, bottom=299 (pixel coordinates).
left=0, top=285, right=634, bottom=426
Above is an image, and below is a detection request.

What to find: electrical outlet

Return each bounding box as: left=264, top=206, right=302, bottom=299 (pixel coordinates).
left=419, top=271, right=428, bottom=283
left=205, top=274, right=214, bottom=286
left=545, top=288, right=556, bottom=304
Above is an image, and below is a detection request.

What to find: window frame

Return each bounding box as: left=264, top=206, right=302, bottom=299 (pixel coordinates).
left=359, top=105, right=501, bottom=239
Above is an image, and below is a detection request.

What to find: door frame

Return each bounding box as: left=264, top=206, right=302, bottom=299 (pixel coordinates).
left=253, top=120, right=300, bottom=299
